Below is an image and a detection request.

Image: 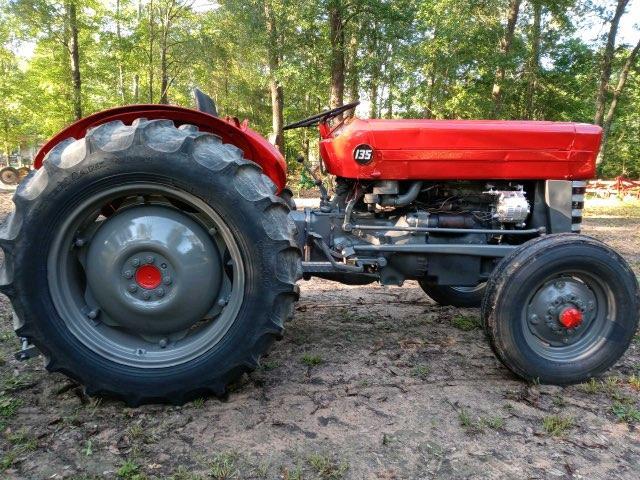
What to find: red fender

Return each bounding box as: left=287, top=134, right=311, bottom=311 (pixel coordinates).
left=34, top=105, right=287, bottom=192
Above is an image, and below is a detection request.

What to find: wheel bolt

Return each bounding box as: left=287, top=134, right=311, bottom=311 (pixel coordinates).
left=156, top=288, right=165, bottom=298
left=217, top=298, right=227, bottom=307
left=208, top=227, right=217, bottom=236
left=123, top=270, right=133, bottom=279
left=142, top=292, right=151, bottom=300
left=74, top=238, right=86, bottom=247
left=146, top=256, right=155, bottom=264
left=159, top=338, right=168, bottom=348
left=563, top=338, right=569, bottom=344
left=529, top=314, right=539, bottom=324
left=132, top=258, right=140, bottom=267
left=555, top=281, right=565, bottom=289
left=163, top=276, right=172, bottom=285
left=87, top=309, right=100, bottom=320
left=128, top=284, right=138, bottom=293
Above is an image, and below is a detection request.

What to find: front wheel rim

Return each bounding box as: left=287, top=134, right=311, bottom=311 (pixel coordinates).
left=523, top=271, right=614, bottom=362
left=48, top=182, right=246, bottom=369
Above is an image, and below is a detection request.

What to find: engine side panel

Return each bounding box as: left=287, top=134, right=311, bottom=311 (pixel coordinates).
left=34, top=105, right=287, bottom=191
left=320, top=119, right=601, bottom=181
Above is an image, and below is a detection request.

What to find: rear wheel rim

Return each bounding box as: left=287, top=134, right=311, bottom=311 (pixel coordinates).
left=48, top=182, right=245, bottom=368
left=523, top=271, right=613, bottom=362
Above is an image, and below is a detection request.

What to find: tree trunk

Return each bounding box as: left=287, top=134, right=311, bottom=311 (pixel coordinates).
left=264, top=1, right=284, bottom=153
left=596, top=37, right=640, bottom=165
left=133, top=74, right=140, bottom=102
left=491, top=0, right=522, bottom=118
left=345, top=32, right=358, bottom=118
left=148, top=0, right=155, bottom=103
left=65, top=1, right=82, bottom=120
left=116, top=0, right=125, bottom=102
left=594, top=0, right=630, bottom=126
left=524, top=1, right=542, bottom=119
left=329, top=0, right=345, bottom=109
left=159, top=19, right=169, bottom=104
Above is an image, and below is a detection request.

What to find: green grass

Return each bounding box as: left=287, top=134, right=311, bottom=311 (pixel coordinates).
left=301, top=354, right=323, bottom=367
left=542, top=415, right=574, bottom=436
left=117, top=460, right=145, bottom=480
left=209, top=453, right=238, bottom=480
left=611, top=402, right=640, bottom=424
left=307, top=453, right=349, bottom=480
left=451, top=314, right=481, bottom=331
left=411, top=365, right=430, bottom=379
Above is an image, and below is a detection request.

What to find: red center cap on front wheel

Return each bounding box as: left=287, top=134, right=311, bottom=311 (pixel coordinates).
left=135, top=265, right=162, bottom=290
left=559, top=307, right=583, bottom=329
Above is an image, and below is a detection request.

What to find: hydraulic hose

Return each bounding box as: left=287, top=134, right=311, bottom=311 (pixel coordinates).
left=379, top=181, right=423, bottom=207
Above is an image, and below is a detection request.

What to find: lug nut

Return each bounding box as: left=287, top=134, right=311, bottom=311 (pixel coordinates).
left=74, top=238, right=86, bottom=247
left=555, top=281, right=565, bottom=289
left=142, top=292, right=151, bottom=300
left=123, top=270, right=133, bottom=279
left=217, top=298, right=228, bottom=307
left=159, top=338, right=168, bottom=348
left=529, top=314, right=539, bottom=324
left=208, top=227, right=217, bottom=236
left=87, top=309, right=100, bottom=320
left=156, top=288, right=165, bottom=298
left=146, top=255, right=155, bottom=264
left=128, top=284, right=138, bottom=293
left=163, top=276, right=172, bottom=285
left=132, top=258, right=140, bottom=267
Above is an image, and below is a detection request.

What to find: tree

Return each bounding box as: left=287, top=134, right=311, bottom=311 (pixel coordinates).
left=593, top=0, right=630, bottom=126
left=492, top=0, right=522, bottom=118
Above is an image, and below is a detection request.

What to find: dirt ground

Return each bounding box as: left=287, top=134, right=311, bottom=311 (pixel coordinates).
left=0, top=193, right=639, bottom=480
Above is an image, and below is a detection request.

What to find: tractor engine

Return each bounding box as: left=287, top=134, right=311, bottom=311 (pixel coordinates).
left=293, top=178, right=554, bottom=287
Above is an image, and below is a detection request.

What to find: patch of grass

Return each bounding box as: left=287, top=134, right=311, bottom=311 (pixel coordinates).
left=0, top=395, right=21, bottom=428
left=628, top=375, right=640, bottom=391
left=458, top=409, right=472, bottom=428
left=578, top=376, right=622, bottom=396
left=611, top=402, right=640, bottom=424
left=542, top=415, right=574, bottom=436
left=451, top=314, right=481, bottom=331
left=281, top=465, right=303, bottom=480
left=117, top=460, right=145, bottom=480
left=209, top=453, right=238, bottom=480
left=480, top=416, right=505, bottom=430
left=260, top=360, right=280, bottom=371
left=169, top=466, right=204, bottom=480
left=7, top=430, right=37, bottom=450
left=1, top=451, right=17, bottom=471
left=301, top=354, right=323, bottom=367
left=2, top=373, right=33, bottom=392
left=411, top=365, right=430, bottom=379
left=307, top=453, right=349, bottom=480
left=192, top=397, right=205, bottom=408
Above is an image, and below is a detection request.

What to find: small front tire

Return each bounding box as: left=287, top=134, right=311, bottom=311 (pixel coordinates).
left=482, top=234, right=639, bottom=384
left=419, top=282, right=485, bottom=307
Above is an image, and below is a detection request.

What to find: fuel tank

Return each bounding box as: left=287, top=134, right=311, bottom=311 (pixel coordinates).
left=319, top=119, right=602, bottom=180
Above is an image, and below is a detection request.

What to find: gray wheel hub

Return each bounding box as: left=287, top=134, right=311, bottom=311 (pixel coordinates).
left=85, top=205, right=222, bottom=337
left=527, top=277, right=597, bottom=347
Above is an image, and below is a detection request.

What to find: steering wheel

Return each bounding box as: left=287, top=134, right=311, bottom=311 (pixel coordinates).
left=283, top=101, right=360, bottom=131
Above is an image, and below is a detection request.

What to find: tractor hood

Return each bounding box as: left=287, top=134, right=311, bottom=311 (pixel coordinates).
left=320, top=118, right=602, bottom=180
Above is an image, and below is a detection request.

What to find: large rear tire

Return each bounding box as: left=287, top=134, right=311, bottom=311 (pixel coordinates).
left=0, top=119, right=301, bottom=405
left=482, top=234, right=639, bottom=384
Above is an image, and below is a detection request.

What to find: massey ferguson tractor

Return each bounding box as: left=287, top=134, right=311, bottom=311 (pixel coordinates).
left=0, top=90, right=638, bottom=405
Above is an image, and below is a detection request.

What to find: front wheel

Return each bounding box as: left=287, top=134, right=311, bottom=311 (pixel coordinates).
left=419, top=282, right=485, bottom=307
left=0, top=119, right=301, bottom=405
left=482, top=234, right=639, bottom=384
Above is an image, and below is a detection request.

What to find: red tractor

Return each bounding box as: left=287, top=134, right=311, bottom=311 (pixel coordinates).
left=1, top=90, right=638, bottom=405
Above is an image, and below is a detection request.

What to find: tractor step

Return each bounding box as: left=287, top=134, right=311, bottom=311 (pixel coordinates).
left=15, top=338, right=40, bottom=361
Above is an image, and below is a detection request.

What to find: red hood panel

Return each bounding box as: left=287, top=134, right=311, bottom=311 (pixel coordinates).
left=320, top=118, right=601, bottom=180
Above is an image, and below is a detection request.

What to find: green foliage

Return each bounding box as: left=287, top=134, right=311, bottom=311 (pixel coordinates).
left=0, top=0, right=638, bottom=178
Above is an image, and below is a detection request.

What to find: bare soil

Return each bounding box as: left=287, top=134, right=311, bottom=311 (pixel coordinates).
left=0, top=193, right=639, bottom=480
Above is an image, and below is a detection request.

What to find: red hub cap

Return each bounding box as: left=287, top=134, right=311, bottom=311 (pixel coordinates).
left=558, top=307, right=583, bottom=329
left=135, top=264, right=162, bottom=290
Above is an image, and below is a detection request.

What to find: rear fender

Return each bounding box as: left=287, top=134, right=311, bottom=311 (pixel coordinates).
left=34, top=105, right=287, bottom=192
